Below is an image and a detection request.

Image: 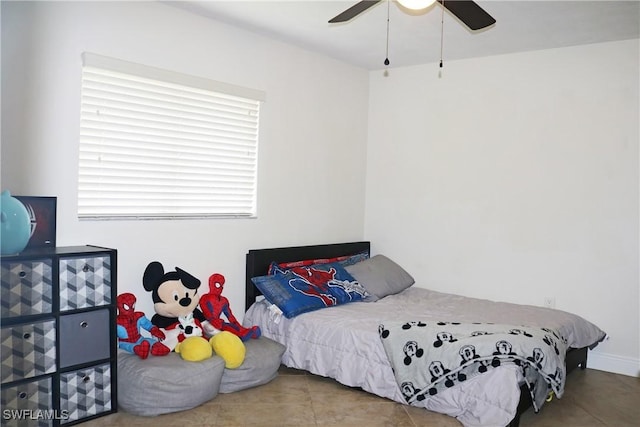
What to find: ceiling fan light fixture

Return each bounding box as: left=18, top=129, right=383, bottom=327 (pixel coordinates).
left=397, top=0, right=437, bottom=11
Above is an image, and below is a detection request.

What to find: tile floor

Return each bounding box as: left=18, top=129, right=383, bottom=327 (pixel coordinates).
left=87, top=366, right=638, bottom=426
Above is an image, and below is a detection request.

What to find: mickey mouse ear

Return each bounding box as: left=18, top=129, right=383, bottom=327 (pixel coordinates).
left=143, top=261, right=165, bottom=291
left=175, top=267, right=201, bottom=289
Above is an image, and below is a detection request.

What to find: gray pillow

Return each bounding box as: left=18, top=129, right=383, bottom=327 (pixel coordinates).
left=345, top=255, right=414, bottom=302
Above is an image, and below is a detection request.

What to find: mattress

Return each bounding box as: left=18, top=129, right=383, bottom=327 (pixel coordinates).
left=244, top=286, right=605, bottom=427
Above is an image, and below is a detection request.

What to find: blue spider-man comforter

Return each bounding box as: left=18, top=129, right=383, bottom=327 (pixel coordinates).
left=379, top=321, right=568, bottom=414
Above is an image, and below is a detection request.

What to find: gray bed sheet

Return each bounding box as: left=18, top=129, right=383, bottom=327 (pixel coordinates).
left=244, top=286, right=605, bottom=427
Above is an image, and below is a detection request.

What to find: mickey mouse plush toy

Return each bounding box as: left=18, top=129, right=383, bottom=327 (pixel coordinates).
left=143, top=261, right=207, bottom=350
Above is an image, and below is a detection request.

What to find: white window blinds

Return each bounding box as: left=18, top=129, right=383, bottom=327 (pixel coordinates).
left=78, top=53, right=264, bottom=219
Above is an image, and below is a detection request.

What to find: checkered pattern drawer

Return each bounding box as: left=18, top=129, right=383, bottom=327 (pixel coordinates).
left=0, top=376, right=53, bottom=427
left=1, top=260, right=53, bottom=318
left=59, top=363, right=112, bottom=424
left=1, top=320, right=56, bottom=383
left=59, top=255, right=112, bottom=311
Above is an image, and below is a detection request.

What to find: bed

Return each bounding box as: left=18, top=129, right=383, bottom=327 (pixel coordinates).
left=243, top=241, right=605, bottom=427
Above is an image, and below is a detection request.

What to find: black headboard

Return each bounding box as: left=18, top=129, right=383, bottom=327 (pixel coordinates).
left=245, top=241, right=370, bottom=311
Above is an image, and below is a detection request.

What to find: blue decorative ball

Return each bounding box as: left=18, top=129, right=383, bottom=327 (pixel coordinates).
left=1, top=190, right=32, bottom=255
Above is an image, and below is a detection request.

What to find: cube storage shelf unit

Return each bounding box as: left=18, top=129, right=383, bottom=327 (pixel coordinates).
left=1, top=246, right=117, bottom=426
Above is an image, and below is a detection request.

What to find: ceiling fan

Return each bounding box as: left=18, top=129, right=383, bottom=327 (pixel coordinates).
left=329, top=0, right=496, bottom=31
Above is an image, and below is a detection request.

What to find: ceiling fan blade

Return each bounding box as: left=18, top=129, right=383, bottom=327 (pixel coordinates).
left=437, top=0, right=496, bottom=31
left=329, top=0, right=382, bottom=23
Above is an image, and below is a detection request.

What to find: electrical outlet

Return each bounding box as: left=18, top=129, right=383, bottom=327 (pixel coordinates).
left=543, top=297, right=556, bottom=308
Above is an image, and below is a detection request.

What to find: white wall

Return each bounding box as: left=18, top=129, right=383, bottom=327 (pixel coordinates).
left=3, top=1, right=638, bottom=377
left=366, top=40, right=639, bottom=376
left=1, top=1, right=369, bottom=317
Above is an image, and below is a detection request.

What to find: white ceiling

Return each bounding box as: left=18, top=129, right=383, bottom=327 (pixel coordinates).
left=164, top=0, right=640, bottom=70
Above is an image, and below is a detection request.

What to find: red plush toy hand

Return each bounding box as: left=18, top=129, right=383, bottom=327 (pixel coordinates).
left=210, top=318, right=224, bottom=330
left=149, top=325, right=165, bottom=340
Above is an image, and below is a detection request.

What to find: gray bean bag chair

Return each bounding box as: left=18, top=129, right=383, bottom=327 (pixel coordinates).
left=219, top=336, right=285, bottom=393
left=117, top=337, right=285, bottom=416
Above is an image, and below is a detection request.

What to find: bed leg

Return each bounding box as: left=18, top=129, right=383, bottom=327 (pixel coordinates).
left=507, top=413, right=521, bottom=427
left=566, top=347, right=588, bottom=373
left=511, top=380, right=533, bottom=427
left=579, top=349, right=588, bottom=370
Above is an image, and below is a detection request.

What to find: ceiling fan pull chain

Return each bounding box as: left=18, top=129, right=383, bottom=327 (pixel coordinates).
left=439, top=0, right=445, bottom=70
left=384, top=0, right=390, bottom=66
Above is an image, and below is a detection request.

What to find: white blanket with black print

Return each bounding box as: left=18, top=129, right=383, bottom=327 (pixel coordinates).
left=378, top=321, right=568, bottom=413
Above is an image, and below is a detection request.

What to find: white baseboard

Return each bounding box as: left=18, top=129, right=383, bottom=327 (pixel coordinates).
left=587, top=351, right=639, bottom=377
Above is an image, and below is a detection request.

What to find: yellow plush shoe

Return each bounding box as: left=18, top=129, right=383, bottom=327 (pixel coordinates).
left=209, top=331, right=246, bottom=369
left=175, top=336, right=213, bottom=362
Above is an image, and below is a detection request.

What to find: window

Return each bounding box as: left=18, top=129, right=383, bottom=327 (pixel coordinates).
left=78, top=53, right=264, bottom=219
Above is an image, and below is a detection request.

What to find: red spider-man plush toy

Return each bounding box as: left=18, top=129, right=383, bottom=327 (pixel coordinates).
left=116, top=293, right=171, bottom=359
left=199, top=274, right=261, bottom=342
